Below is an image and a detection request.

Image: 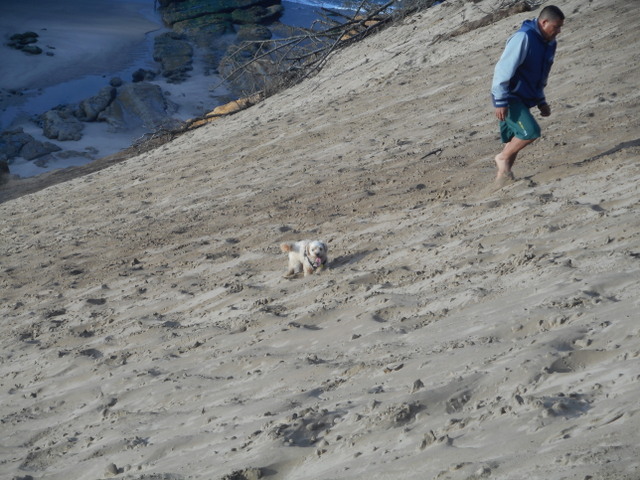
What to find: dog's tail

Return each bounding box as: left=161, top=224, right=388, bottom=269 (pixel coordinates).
left=280, top=242, right=294, bottom=253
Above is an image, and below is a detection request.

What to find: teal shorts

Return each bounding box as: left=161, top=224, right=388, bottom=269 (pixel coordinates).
left=499, top=98, right=541, bottom=143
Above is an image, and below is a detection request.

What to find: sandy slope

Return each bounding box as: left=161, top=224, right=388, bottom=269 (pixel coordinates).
left=1, top=0, right=639, bottom=479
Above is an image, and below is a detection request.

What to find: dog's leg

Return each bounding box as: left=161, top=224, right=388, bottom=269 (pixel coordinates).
left=283, top=255, right=298, bottom=278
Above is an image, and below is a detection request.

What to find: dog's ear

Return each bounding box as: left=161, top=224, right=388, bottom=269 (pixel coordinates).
left=320, top=241, right=328, bottom=252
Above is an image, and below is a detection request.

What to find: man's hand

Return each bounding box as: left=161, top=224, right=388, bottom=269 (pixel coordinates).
left=538, top=103, right=551, bottom=117
left=495, top=107, right=508, bottom=121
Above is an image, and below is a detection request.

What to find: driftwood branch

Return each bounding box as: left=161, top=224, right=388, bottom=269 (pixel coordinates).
left=216, top=0, right=400, bottom=97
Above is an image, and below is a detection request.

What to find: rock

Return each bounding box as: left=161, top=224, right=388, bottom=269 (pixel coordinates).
left=33, top=154, right=56, bottom=168
left=20, top=139, right=61, bottom=161
left=231, top=4, right=283, bottom=24
left=157, top=0, right=283, bottom=79
left=9, top=31, right=38, bottom=43
left=41, top=109, right=84, bottom=141
left=8, top=32, right=38, bottom=46
left=0, top=129, right=60, bottom=166
left=132, top=69, right=157, bottom=83
left=78, top=86, right=117, bottom=121
left=221, top=467, right=263, bottom=480
left=98, top=82, right=179, bottom=132
left=236, top=24, right=272, bottom=42
left=160, top=0, right=275, bottom=26
left=105, top=462, right=121, bottom=476
left=7, top=32, right=43, bottom=55
left=21, top=45, right=44, bottom=55
left=176, top=17, right=237, bottom=75
left=0, top=128, right=34, bottom=158
left=153, top=32, right=194, bottom=83
left=411, top=379, right=425, bottom=393
left=110, top=77, right=124, bottom=87
left=172, top=12, right=234, bottom=37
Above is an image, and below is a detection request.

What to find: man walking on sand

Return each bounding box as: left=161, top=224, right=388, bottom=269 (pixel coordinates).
left=491, top=5, right=564, bottom=183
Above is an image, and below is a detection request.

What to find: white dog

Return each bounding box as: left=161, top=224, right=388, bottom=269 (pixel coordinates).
left=280, top=240, right=329, bottom=277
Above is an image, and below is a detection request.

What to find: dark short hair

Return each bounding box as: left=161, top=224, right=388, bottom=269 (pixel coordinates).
left=540, top=5, right=565, bottom=21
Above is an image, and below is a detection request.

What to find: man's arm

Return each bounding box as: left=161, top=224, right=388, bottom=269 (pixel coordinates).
left=491, top=31, right=529, bottom=109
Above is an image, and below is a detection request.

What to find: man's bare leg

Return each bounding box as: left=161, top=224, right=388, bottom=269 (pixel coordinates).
left=495, top=137, right=536, bottom=180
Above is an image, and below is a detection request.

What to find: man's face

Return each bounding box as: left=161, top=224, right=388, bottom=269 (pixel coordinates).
left=539, top=18, right=563, bottom=42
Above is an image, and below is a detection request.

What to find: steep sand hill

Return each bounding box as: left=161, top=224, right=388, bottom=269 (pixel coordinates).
left=1, top=1, right=639, bottom=479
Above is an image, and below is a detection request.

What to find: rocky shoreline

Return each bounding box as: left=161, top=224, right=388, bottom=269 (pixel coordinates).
left=0, top=0, right=317, bottom=179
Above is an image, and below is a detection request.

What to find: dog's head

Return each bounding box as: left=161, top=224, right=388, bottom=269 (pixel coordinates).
left=306, top=240, right=328, bottom=265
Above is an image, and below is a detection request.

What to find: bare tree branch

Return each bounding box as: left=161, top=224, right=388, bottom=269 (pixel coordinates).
left=216, top=0, right=402, bottom=97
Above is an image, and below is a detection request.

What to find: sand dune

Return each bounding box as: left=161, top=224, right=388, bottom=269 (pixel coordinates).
left=1, top=0, right=639, bottom=479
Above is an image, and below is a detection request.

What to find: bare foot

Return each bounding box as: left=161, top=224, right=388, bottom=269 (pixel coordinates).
left=494, top=170, right=516, bottom=188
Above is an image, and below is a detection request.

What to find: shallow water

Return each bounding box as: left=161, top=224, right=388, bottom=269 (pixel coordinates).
left=2, top=0, right=336, bottom=178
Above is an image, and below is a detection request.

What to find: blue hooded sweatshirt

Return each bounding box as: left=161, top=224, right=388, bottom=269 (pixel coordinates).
left=491, top=18, right=557, bottom=109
